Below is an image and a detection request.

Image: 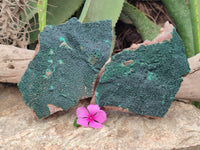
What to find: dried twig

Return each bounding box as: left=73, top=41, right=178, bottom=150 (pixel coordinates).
left=0, top=0, right=37, bottom=48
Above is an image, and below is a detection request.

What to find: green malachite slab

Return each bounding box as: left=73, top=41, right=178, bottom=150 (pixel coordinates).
left=18, top=18, right=112, bottom=119
left=95, top=28, right=190, bottom=117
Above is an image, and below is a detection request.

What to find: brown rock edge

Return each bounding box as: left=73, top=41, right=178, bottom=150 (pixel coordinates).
left=0, top=44, right=200, bottom=102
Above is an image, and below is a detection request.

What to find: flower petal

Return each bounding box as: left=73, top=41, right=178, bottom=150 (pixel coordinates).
left=94, top=110, right=107, bottom=123
left=77, top=118, right=89, bottom=127
left=89, top=120, right=102, bottom=129
left=76, top=107, right=89, bottom=118
left=87, top=104, right=100, bottom=115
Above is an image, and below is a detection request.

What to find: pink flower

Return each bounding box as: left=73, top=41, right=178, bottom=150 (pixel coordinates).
left=76, top=104, right=107, bottom=129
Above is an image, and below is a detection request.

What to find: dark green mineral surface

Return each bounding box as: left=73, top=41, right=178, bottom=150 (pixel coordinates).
left=95, top=28, right=190, bottom=117
left=18, top=18, right=112, bottom=119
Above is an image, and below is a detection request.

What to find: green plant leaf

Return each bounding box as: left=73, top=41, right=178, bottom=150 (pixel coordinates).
left=29, top=29, right=40, bottom=45
left=73, top=117, right=81, bottom=127
left=161, top=0, right=195, bottom=57
left=38, top=0, right=48, bottom=31
left=119, top=12, right=133, bottom=24
left=80, top=0, right=124, bottom=28
left=47, top=0, right=85, bottom=25
left=29, top=14, right=39, bottom=44
left=193, top=101, right=200, bottom=108
left=110, top=30, right=116, bottom=55
left=122, top=2, right=161, bottom=41
left=79, top=0, right=91, bottom=23
left=20, top=1, right=38, bottom=23
left=189, top=0, right=200, bottom=55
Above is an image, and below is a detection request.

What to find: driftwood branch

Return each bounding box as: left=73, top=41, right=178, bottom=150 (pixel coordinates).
left=175, top=53, right=200, bottom=102
left=0, top=44, right=199, bottom=101
left=0, top=45, right=35, bottom=83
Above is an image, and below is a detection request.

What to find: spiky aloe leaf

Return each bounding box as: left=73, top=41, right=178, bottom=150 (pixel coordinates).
left=189, top=0, right=200, bottom=54
left=79, top=0, right=124, bottom=27
left=29, top=0, right=85, bottom=44
left=161, top=0, right=195, bottom=57
left=119, top=12, right=133, bottom=25
left=20, top=0, right=38, bottom=23
left=47, top=0, right=85, bottom=25
left=38, top=0, right=48, bottom=31
left=122, top=2, right=161, bottom=41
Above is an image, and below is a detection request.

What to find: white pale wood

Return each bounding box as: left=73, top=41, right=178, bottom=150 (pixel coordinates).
left=0, top=45, right=35, bottom=83
left=175, top=53, right=200, bottom=102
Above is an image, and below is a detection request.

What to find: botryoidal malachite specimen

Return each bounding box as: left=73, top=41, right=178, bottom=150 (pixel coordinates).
left=18, top=18, right=112, bottom=119
left=95, top=26, right=190, bottom=117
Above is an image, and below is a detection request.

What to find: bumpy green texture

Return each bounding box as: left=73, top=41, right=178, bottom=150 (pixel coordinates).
left=18, top=18, right=112, bottom=119
left=95, top=28, right=190, bottom=117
